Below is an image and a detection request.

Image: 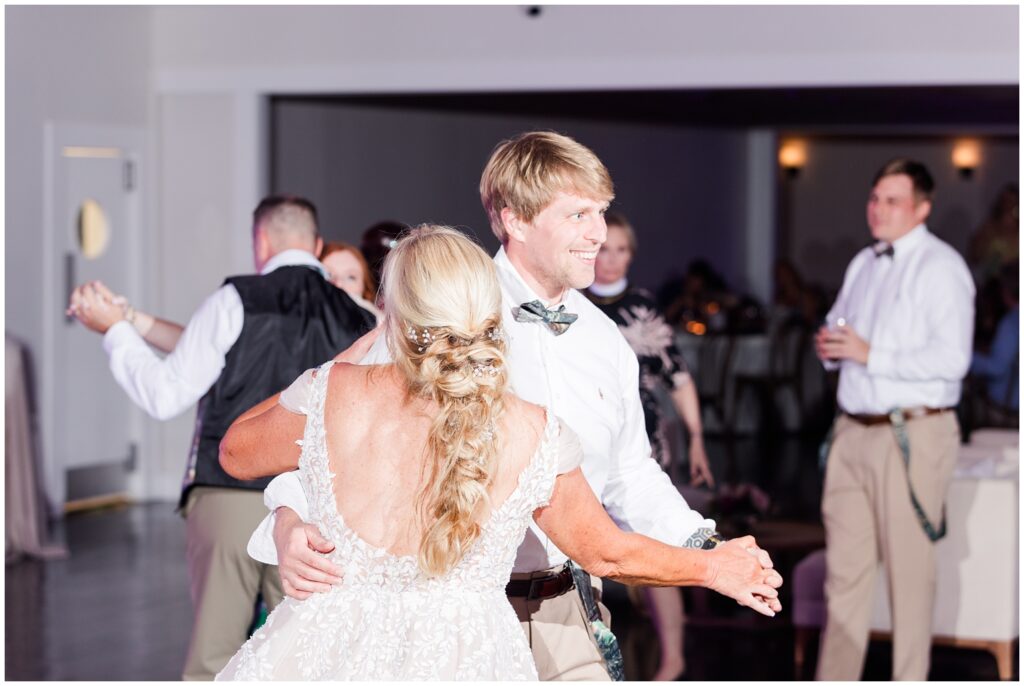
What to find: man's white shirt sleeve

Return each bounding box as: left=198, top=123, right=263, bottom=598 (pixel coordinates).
left=248, top=470, right=309, bottom=565
left=600, top=334, right=717, bottom=547
left=102, top=284, right=244, bottom=420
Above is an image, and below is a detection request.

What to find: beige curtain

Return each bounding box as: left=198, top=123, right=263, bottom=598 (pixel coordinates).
left=6, top=335, right=67, bottom=563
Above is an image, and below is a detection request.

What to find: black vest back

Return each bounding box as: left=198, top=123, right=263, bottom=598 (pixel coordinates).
left=181, top=265, right=375, bottom=506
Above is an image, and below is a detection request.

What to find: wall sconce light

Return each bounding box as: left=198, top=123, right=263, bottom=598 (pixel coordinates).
left=778, top=140, right=807, bottom=178
left=952, top=140, right=981, bottom=179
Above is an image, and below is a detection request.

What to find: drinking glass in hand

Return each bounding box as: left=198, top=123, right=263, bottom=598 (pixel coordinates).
left=822, top=313, right=854, bottom=363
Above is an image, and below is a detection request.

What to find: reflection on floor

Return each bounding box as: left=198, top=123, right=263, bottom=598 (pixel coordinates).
left=5, top=436, right=1017, bottom=680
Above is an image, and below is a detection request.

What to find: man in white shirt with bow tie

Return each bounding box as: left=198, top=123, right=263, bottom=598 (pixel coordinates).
left=814, top=159, right=975, bottom=681
left=241, top=131, right=783, bottom=680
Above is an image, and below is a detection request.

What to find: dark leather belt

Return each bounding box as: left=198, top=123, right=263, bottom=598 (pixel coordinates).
left=505, top=564, right=575, bottom=601
left=844, top=406, right=954, bottom=426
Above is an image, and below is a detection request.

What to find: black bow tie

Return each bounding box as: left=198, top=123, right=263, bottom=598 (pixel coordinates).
left=873, top=242, right=895, bottom=259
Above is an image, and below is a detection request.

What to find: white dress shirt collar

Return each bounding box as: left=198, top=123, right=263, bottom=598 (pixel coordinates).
left=493, top=246, right=571, bottom=308
left=890, top=223, right=928, bottom=258
left=261, top=249, right=327, bottom=278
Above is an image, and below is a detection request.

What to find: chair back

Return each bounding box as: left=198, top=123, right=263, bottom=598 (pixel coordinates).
left=696, top=333, right=737, bottom=408
left=769, top=317, right=811, bottom=380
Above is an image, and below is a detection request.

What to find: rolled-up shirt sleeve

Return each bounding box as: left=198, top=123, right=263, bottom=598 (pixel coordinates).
left=248, top=470, right=309, bottom=564
left=600, top=337, right=718, bottom=548
left=102, top=285, right=244, bottom=420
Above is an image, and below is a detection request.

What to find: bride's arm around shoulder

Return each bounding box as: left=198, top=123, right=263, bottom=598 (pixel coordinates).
left=220, top=362, right=358, bottom=480
left=532, top=422, right=783, bottom=618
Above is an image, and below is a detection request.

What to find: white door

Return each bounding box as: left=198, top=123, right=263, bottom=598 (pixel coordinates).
left=43, top=124, right=145, bottom=511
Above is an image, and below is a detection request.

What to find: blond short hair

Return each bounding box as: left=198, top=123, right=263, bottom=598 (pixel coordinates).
left=479, top=131, right=615, bottom=244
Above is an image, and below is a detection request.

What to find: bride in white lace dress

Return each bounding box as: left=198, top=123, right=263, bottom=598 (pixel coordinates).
left=216, top=226, right=781, bottom=681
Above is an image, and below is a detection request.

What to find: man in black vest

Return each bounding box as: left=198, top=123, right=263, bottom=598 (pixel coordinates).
left=68, top=196, right=375, bottom=679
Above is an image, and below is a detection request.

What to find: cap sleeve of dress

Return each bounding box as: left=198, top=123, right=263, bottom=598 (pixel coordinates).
left=554, top=417, right=584, bottom=475
left=278, top=368, right=316, bottom=415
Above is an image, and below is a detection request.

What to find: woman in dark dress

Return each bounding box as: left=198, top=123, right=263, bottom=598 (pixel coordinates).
left=584, top=210, right=713, bottom=681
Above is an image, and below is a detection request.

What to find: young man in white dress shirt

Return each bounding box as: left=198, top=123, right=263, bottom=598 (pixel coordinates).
left=814, top=159, right=975, bottom=680
left=244, top=132, right=782, bottom=680
left=68, top=196, right=376, bottom=680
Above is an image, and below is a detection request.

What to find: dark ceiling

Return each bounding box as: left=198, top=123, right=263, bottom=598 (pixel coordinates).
left=275, top=85, right=1018, bottom=132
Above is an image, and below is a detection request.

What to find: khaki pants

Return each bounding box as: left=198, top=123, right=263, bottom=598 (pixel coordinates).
left=181, top=487, right=284, bottom=681
left=817, top=413, right=959, bottom=681
left=507, top=568, right=612, bottom=681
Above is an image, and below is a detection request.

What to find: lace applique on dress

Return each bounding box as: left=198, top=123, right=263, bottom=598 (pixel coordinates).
left=218, top=361, right=561, bottom=681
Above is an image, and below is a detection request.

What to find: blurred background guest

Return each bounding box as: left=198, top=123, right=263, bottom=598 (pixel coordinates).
left=359, top=220, right=407, bottom=290
left=584, top=209, right=714, bottom=681
left=969, top=185, right=1019, bottom=353
left=968, top=183, right=1018, bottom=283
left=968, top=260, right=1019, bottom=422
left=769, top=259, right=825, bottom=331
left=663, top=259, right=735, bottom=332
left=320, top=241, right=382, bottom=321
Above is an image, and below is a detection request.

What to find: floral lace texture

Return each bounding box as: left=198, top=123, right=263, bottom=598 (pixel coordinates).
left=217, top=361, right=560, bottom=681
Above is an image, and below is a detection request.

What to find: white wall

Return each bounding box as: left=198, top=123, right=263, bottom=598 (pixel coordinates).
left=6, top=6, right=151, bottom=347
left=6, top=6, right=152, bottom=507
left=150, top=5, right=1017, bottom=92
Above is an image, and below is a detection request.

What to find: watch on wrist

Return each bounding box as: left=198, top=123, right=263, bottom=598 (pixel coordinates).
left=701, top=532, right=725, bottom=550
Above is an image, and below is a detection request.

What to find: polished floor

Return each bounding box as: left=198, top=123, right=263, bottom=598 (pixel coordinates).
left=6, top=436, right=1017, bottom=680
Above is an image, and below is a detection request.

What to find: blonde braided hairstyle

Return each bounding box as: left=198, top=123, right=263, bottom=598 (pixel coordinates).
left=381, top=225, right=509, bottom=577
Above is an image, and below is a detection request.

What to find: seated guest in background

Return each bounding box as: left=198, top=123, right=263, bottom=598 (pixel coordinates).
left=584, top=209, right=713, bottom=681
left=770, top=259, right=820, bottom=330
left=320, top=241, right=382, bottom=321
left=970, top=260, right=1019, bottom=412
left=664, top=259, right=737, bottom=331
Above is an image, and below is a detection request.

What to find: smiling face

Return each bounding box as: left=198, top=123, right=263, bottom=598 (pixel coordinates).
left=594, top=225, right=633, bottom=285
left=322, top=249, right=366, bottom=300
left=866, top=173, right=931, bottom=243
left=504, top=190, right=610, bottom=301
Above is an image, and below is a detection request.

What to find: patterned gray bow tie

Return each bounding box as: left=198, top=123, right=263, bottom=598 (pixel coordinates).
left=512, top=300, right=579, bottom=336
